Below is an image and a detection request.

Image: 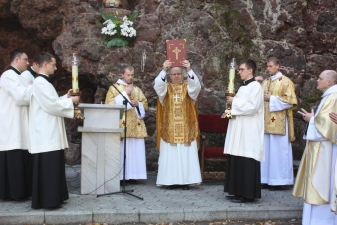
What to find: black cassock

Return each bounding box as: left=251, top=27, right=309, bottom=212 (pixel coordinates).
left=224, top=155, right=261, bottom=199
left=0, top=150, right=32, bottom=200
left=31, top=150, right=69, bottom=209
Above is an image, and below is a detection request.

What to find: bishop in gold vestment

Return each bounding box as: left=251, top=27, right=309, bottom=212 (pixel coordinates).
left=260, top=58, right=297, bottom=189
left=293, top=70, right=337, bottom=225
left=105, top=66, right=148, bottom=180
left=154, top=60, right=202, bottom=190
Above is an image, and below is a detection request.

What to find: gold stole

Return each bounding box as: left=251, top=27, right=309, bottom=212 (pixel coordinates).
left=156, top=82, right=199, bottom=150
left=262, top=76, right=297, bottom=141
left=292, top=141, right=329, bottom=205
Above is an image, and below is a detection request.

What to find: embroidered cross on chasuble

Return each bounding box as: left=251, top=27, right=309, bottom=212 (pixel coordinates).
left=262, top=78, right=286, bottom=135
left=261, top=75, right=297, bottom=141
left=156, top=82, right=199, bottom=150
left=172, top=84, right=184, bottom=142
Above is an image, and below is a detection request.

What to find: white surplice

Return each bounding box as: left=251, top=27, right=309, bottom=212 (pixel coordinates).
left=29, top=75, right=74, bottom=154
left=154, top=70, right=202, bottom=185
left=261, top=73, right=294, bottom=185
left=224, top=80, right=264, bottom=162
left=0, top=67, right=32, bottom=151
left=21, top=67, right=35, bottom=86
left=114, top=79, right=147, bottom=180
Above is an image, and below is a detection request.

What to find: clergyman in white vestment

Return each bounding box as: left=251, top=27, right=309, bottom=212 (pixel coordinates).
left=29, top=53, right=79, bottom=209
left=0, top=49, right=32, bottom=200
left=105, top=66, right=148, bottom=181
left=224, top=59, right=264, bottom=203
left=293, top=70, right=337, bottom=225
left=260, top=57, right=297, bottom=190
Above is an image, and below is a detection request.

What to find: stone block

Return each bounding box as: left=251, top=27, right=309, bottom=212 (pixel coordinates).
left=0, top=212, right=44, bottom=225
left=93, top=210, right=139, bottom=223
left=139, top=209, right=184, bottom=223
left=45, top=211, right=93, bottom=224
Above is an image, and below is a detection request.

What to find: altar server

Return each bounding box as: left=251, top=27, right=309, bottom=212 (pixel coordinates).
left=29, top=52, right=79, bottom=209
left=0, top=49, right=32, bottom=201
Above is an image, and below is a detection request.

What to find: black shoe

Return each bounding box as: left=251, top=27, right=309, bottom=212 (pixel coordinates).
left=225, top=195, right=240, bottom=200
left=168, top=185, right=179, bottom=189
left=181, top=185, right=189, bottom=190
left=269, top=185, right=283, bottom=191
left=261, top=184, right=270, bottom=189
left=128, top=179, right=139, bottom=184
left=11, top=197, right=29, bottom=201
left=231, top=197, right=254, bottom=203
left=120, top=180, right=129, bottom=186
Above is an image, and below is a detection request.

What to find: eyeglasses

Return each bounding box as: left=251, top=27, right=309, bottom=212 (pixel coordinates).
left=238, top=68, right=245, bottom=71
left=170, top=73, right=182, bottom=76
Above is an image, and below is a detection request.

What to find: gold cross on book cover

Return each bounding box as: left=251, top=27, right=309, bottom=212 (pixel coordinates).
left=165, top=39, right=187, bottom=67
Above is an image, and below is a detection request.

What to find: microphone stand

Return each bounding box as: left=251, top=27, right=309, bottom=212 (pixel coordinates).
left=96, top=74, right=143, bottom=200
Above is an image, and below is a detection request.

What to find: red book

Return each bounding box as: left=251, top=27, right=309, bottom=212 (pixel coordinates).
left=166, top=39, right=187, bottom=67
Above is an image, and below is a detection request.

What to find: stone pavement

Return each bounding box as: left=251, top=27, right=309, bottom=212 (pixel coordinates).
left=0, top=165, right=303, bottom=225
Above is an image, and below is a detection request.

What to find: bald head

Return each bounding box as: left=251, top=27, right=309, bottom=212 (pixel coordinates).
left=317, top=70, right=337, bottom=92
left=324, top=70, right=337, bottom=84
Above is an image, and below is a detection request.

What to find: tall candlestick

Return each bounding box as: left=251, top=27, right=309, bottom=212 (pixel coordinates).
left=227, top=58, right=236, bottom=94
left=70, top=53, right=84, bottom=119
left=72, top=53, right=79, bottom=93
left=222, top=58, right=237, bottom=119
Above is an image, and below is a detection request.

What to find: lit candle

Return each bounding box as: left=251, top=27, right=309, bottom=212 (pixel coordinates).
left=72, top=53, right=79, bottom=93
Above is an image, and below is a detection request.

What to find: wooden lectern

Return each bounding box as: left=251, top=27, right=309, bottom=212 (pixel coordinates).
left=78, top=103, right=124, bottom=195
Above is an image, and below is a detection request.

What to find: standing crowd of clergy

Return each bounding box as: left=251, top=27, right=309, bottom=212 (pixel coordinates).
left=222, top=57, right=337, bottom=224
left=0, top=50, right=79, bottom=209
left=1, top=48, right=337, bottom=225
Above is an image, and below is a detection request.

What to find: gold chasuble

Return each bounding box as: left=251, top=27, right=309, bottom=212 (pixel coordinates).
left=105, top=83, right=148, bottom=138
left=262, top=75, right=297, bottom=141
left=293, top=93, right=337, bottom=207
left=156, top=82, right=199, bottom=150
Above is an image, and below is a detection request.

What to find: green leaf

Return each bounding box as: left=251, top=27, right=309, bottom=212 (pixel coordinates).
left=95, top=19, right=103, bottom=28
left=108, top=13, right=117, bottom=22
left=119, top=39, right=128, bottom=47
left=129, top=11, right=139, bottom=21
left=103, top=38, right=110, bottom=45
left=106, top=38, right=128, bottom=48
left=100, top=9, right=109, bottom=21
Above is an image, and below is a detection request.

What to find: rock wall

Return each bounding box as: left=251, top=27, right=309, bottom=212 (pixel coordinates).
left=0, top=0, right=336, bottom=167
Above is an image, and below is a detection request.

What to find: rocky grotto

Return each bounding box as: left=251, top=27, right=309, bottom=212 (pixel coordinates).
left=0, top=0, right=336, bottom=169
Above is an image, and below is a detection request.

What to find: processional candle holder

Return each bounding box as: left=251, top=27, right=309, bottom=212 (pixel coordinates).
left=221, top=58, right=236, bottom=119
left=71, top=53, right=84, bottom=119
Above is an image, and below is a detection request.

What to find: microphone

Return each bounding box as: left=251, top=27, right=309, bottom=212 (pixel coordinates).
left=97, top=73, right=140, bottom=115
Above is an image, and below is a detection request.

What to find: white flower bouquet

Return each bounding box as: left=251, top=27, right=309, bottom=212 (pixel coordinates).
left=98, top=10, right=138, bottom=47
